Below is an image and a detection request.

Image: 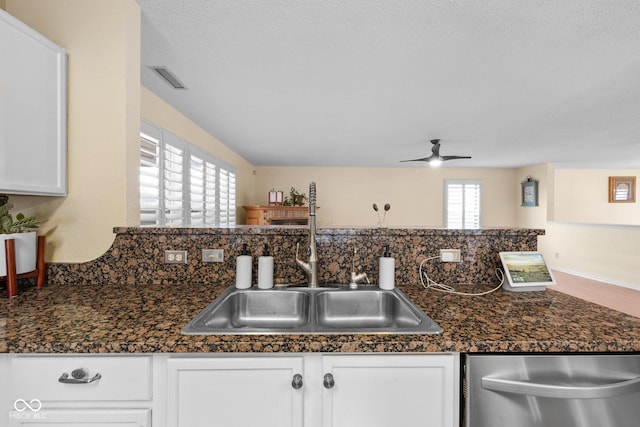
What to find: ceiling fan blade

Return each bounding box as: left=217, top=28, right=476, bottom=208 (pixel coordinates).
left=400, top=138, right=471, bottom=165
left=441, top=155, right=472, bottom=161
left=400, top=157, right=432, bottom=162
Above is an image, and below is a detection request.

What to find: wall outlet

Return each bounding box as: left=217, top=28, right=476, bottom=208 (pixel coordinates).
left=202, top=249, right=224, bottom=263
left=440, top=249, right=461, bottom=263
left=164, top=250, right=188, bottom=264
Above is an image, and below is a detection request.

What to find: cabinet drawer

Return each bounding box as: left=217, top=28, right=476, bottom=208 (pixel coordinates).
left=10, top=356, right=152, bottom=402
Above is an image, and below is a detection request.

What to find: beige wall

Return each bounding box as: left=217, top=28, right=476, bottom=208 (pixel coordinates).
left=6, top=0, right=140, bottom=263
left=141, top=87, right=256, bottom=223
left=554, top=169, right=640, bottom=225
left=515, top=163, right=554, bottom=229
left=538, top=168, right=640, bottom=290
left=540, top=222, right=640, bottom=289
left=253, top=167, right=518, bottom=227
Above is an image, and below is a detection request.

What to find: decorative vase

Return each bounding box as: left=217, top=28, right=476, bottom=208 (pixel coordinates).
left=0, top=231, right=37, bottom=277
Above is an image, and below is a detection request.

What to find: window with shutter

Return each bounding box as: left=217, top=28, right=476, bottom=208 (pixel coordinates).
left=139, top=129, right=161, bottom=227
left=444, top=180, right=481, bottom=229
left=139, top=120, right=236, bottom=227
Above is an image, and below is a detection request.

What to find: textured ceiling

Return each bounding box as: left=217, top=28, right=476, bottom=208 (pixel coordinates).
left=138, top=0, right=640, bottom=168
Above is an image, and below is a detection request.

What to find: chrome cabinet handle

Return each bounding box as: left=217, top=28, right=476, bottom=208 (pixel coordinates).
left=58, top=368, right=102, bottom=384
left=482, top=375, right=640, bottom=399
left=323, top=373, right=335, bottom=389
left=291, top=373, right=303, bottom=390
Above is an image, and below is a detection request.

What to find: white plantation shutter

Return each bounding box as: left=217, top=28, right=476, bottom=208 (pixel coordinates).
left=163, top=138, right=185, bottom=226
left=219, top=166, right=236, bottom=227
left=139, top=125, right=161, bottom=226
left=203, top=160, right=218, bottom=226
left=139, top=120, right=236, bottom=227
left=190, top=147, right=220, bottom=227
left=444, top=180, right=481, bottom=229
left=190, top=154, right=205, bottom=226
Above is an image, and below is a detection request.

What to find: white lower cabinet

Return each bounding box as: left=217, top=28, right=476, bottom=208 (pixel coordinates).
left=5, top=355, right=152, bottom=427
left=2, top=353, right=458, bottom=427
left=321, top=354, right=457, bottom=427
left=166, top=356, right=304, bottom=427
left=165, top=353, right=459, bottom=427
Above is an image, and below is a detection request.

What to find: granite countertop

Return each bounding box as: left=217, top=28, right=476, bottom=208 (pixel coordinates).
left=1, top=282, right=639, bottom=354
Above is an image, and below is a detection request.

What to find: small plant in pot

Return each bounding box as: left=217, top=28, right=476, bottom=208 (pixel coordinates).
left=0, top=194, right=39, bottom=277
left=283, top=187, right=307, bottom=206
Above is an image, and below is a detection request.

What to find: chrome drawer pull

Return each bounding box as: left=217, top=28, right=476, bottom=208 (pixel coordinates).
left=58, top=368, right=102, bottom=384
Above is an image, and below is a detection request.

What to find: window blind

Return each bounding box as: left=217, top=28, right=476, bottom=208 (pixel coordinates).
left=139, top=120, right=236, bottom=227
left=444, top=180, right=481, bottom=229
left=139, top=126, right=161, bottom=226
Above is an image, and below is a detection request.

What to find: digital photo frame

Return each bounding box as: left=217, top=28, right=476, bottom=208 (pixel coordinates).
left=499, top=251, right=556, bottom=292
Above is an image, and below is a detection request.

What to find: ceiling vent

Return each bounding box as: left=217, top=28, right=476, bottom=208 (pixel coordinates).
left=150, top=66, right=187, bottom=89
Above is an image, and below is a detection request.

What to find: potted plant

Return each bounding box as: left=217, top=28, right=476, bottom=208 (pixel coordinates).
left=0, top=194, right=39, bottom=277
left=283, top=187, right=307, bottom=206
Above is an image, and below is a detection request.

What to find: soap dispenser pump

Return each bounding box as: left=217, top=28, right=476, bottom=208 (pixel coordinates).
left=235, top=243, right=252, bottom=289
left=378, top=245, right=395, bottom=290
left=258, top=244, right=274, bottom=289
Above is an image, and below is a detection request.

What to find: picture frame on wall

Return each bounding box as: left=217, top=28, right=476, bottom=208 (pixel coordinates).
left=521, top=178, right=538, bottom=207
left=608, top=176, right=636, bottom=203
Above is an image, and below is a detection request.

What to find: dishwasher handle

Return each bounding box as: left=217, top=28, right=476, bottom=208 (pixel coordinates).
left=482, top=375, right=640, bottom=399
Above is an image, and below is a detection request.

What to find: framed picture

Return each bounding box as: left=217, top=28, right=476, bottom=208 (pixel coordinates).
left=521, top=178, right=538, bottom=207
left=608, top=176, right=636, bottom=203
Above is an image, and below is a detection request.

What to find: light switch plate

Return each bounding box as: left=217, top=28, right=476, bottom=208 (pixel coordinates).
left=202, top=249, right=224, bottom=263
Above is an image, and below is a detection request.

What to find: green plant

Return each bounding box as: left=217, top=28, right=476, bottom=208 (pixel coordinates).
left=283, top=187, right=307, bottom=206
left=0, top=195, right=38, bottom=234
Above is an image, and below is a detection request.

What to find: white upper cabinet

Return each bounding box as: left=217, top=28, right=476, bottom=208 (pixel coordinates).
left=0, top=9, right=67, bottom=196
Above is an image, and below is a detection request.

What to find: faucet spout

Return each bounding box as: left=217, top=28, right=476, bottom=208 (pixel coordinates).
left=296, top=182, right=318, bottom=287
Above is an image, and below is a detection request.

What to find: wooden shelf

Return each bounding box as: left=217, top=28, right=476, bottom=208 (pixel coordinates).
left=242, top=206, right=316, bottom=225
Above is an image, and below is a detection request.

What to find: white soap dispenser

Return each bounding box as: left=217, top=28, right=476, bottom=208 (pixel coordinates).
left=235, top=243, right=252, bottom=289
left=378, top=245, right=395, bottom=290
left=258, top=244, right=274, bottom=289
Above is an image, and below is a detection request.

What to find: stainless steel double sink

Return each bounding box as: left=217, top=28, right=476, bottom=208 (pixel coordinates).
left=181, top=285, right=442, bottom=335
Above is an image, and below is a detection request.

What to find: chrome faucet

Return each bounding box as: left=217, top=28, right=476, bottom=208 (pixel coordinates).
left=348, top=246, right=369, bottom=289
left=296, top=182, right=318, bottom=287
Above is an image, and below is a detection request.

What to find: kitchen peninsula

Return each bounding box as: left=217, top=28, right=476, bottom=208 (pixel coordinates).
left=2, top=226, right=639, bottom=427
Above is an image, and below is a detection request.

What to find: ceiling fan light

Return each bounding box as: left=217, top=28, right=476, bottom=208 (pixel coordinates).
left=428, top=158, right=442, bottom=167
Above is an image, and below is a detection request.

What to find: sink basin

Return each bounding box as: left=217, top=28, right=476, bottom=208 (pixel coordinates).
left=185, top=289, right=310, bottom=331
left=182, top=285, right=442, bottom=335
left=316, top=290, right=422, bottom=329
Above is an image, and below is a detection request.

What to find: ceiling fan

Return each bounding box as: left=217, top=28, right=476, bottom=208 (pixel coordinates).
left=400, top=139, right=471, bottom=167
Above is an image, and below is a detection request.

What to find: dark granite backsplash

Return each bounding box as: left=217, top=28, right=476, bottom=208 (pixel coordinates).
left=46, top=227, right=544, bottom=286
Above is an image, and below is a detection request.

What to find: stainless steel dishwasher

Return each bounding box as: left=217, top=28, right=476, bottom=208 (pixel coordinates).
left=464, top=354, right=640, bottom=427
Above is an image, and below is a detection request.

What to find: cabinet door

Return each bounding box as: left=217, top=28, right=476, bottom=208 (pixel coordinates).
left=0, top=9, right=67, bottom=196
left=167, top=356, right=304, bottom=427
left=321, top=354, right=457, bottom=427
left=8, top=408, right=150, bottom=427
